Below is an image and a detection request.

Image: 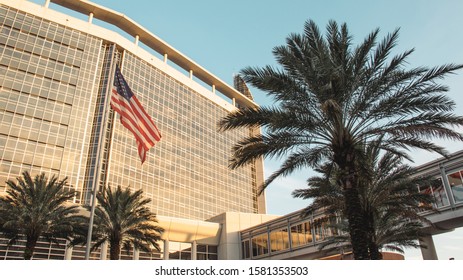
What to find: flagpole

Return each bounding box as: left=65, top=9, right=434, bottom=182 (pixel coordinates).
left=85, top=46, right=118, bottom=260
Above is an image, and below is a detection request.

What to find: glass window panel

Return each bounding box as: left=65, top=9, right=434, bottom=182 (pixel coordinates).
left=291, top=221, right=313, bottom=248
left=429, top=178, right=449, bottom=208
left=168, top=241, right=191, bottom=260
left=313, top=217, right=327, bottom=242
left=208, top=245, right=217, bottom=254
left=180, top=252, right=191, bottom=260
left=251, top=233, right=268, bottom=257
left=448, top=171, right=463, bottom=203
left=196, top=245, right=206, bottom=253
left=270, top=228, right=289, bottom=252
left=208, top=254, right=218, bottom=260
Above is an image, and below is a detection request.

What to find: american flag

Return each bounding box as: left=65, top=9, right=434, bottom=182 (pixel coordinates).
left=110, top=65, right=161, bottom=163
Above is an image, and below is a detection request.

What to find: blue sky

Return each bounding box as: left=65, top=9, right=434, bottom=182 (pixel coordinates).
left=42, top=0, right=463, bottom=260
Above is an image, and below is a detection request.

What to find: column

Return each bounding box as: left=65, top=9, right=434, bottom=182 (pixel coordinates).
left=163, top=54, right=168, bottom=63
left=44, top=0, right=50, bottom=8
left=64, top=241, right=73, bottom=260
left=191, top=241, right=197, bottom=260
left=189, top=70, right=193, bottom=79
left=88, top=12, right=94, bottom=23
left=163, top=240, right=169, bottom=260
left=133, top=247, right=139, bottom=260
left=420, top=235, right=438, bottom=260
left=100, top=241, right=108, bottom=260
left=134, top=35, right=139, bottom=46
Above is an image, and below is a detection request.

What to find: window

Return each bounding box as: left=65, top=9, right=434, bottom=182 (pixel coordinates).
left=269, top=228, right=290, bottom=252
left=196, top=244, right=218, bottom=260
left=290, top=221, right=313, bottom=248
left=168, top=241, right=191, bottom=260
left=447, top=171, right=463, bottom=204
left=313, top=216, right=338, bottom=242
left=251, top=233, right=268, bottom=257
left=241, top=240, right=250, bottom=259
left=431, top=178, right=450, bottom=208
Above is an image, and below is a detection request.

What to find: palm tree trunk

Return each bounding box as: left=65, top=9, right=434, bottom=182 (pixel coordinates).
left=368, top=242, right=382, bottom=260
left=343, top=184, right=370, bottom=260
left=24, top=235, right=38, bottom=260
left=110, top=241, right=121, bottom=260
left=366, top=212, right=382, bottom=260
left=336, top=149, right=370, bottom=260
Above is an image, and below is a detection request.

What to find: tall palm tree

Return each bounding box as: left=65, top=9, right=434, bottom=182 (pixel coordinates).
left=219, top=19, right=463, bottom=259
left=293, top=141, right=435, bottom=259
left=0, top=171, right=82, bottom=260
left=73, top=186, right=163, bottom=260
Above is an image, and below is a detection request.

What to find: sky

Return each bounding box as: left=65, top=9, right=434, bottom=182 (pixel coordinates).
left=40, top=0, right=463, bottom=260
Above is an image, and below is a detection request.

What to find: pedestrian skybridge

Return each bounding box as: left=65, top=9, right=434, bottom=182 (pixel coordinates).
left=240, top=150, right=463, bottom=260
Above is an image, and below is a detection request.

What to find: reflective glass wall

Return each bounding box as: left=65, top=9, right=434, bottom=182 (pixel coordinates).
left=0, top=5, right=102, bottom=201
left=240, top=214, right=340, bottom=259
left=0, top=3, right=260, bottom=221
left=105, top=52, right=258, bottom=220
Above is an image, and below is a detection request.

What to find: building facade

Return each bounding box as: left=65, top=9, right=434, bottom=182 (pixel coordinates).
left=0, top=0, right=265, bottom=259
left=0, top=0, right=265, bottom=219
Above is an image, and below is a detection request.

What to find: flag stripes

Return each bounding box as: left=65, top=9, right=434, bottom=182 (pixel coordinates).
left=110, top=65, right=161, bottom=163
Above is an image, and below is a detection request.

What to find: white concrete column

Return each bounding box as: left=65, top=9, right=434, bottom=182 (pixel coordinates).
left=163, top=240, right=169, bottom=260
left=189, top=70, right=193, bottom=79
left=44, top=0, right=50, bottom=8
left=420, top=235, right=438, bottom=260
left=100, top=241, right=108, bottom=260
left=232, top=98, right=236, bottom=106
left=88, top=12, right=94, bottom=23
left=191, top=241, right=197, bottom=260
left=163, top=54, right=168, bottom=63
left=133, top=247, right=139, bottom=260
left=212, top=85, right=216, bottom=94
left=134, top=35, right=139, bottom=46
left=64, top=241, right=73, bottom=260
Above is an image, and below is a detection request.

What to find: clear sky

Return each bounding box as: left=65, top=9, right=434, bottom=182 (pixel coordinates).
left=42, top=0, right=463, bottom=260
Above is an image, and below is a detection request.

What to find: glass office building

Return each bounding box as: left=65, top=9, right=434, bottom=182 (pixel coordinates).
left=0, top=0, right=268, bottom=259
left=0, top=0, right=265, bottom=221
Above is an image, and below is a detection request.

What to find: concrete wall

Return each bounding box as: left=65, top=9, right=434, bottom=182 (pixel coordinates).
left=208, top=212, right=281, bottom=260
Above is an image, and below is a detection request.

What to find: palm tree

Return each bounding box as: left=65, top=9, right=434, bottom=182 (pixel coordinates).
left=219, top=19, right=463, bottom=259
left=73, top=186, right=163, bottom=260
left=293, top=141, right=435, bottom=259
left=0, top=171, right=82, bottom=260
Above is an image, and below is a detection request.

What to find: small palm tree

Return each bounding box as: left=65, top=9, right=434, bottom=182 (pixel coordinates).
left=293, top=142, right=435, bottom=259
left=0, top=171, right=82, bottom=260
left=74, top=186, right=163, bottom=260
left=219, top=19, right=463, bottom=259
